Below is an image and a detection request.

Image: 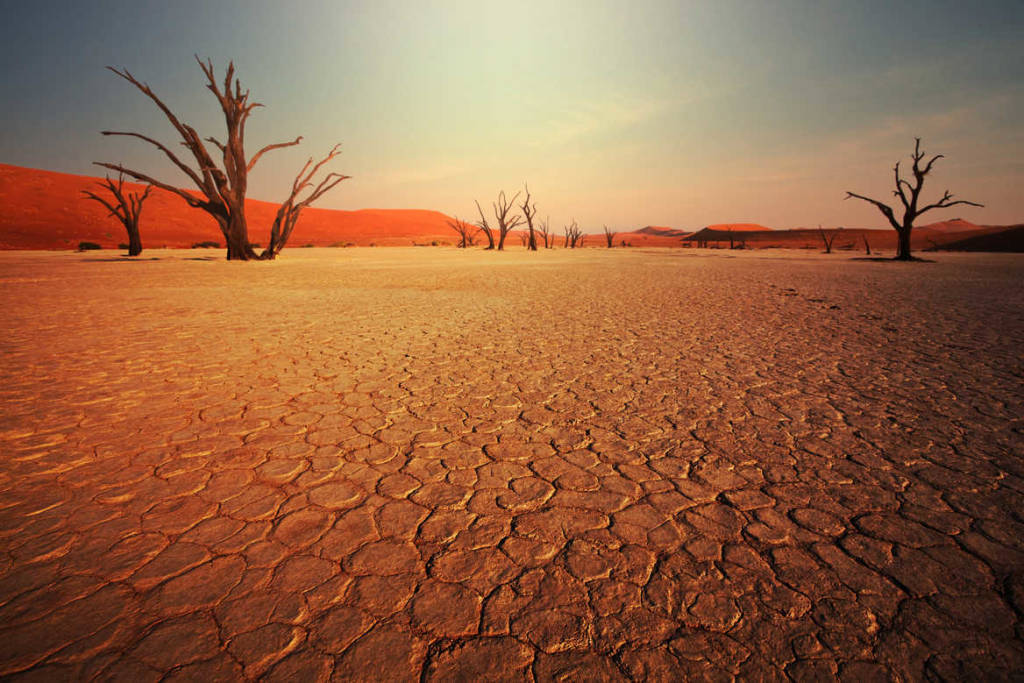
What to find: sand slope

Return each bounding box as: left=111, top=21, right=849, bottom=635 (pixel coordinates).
left=0, top=163, right=460, bottom=249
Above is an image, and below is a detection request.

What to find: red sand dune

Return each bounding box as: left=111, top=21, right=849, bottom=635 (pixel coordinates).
left=704, top=223, right=773, bottom=232
left=0, top=163, right=460, bottom=249
left=635, top=225, right=689, bottom=238
left=683, top=225, right=1013, bottom=252
left=934, top=225, right=1024, bottom=252
left=1, top=163, right=1018, bottom=252
left=918, top=218, right=983, bottom=233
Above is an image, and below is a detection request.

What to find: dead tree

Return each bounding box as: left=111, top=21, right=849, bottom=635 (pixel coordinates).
left=492, top=190, right=523, bottom=251
left=863, top=234, right=872, bottom=255
left=563, top=219, right=583, bottom=248
left=265, top=146, right=349, bottom=259
left=602, top=225, right=616, bottom=248
left=538, top=216, right=552, bottom=248
left=474, top=200, right=496, bottom=249
left=447, top=216, right=478, bottom=248
left=818, top=224, right=841, bottom=254
left=520, top=185, right=538, bottom=251
left=96, top=57, right=346, bottom=261
left=81, top=173, right=151, bottom=256
left=846, top=138, right=983, bottom=261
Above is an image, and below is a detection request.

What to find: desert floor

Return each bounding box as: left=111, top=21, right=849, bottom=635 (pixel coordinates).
left=1, top=247, right=1022, bottom=680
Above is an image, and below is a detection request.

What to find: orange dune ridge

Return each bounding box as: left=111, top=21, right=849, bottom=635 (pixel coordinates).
left=704, top=223, right=773, bottom=232
left=1, top=163, right=1018, bottom=251
left=0, top=163, right=460, bottom=249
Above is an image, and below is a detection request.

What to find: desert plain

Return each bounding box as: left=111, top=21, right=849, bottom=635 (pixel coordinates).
left=0, top=246, right=1022, bottom=680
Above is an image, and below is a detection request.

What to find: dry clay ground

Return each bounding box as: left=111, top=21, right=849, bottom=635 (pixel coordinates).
left=0, top=247, right=1022, bottom=681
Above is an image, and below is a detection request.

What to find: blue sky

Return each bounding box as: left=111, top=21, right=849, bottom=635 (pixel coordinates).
left=1, top=0, right=1021, bottom=229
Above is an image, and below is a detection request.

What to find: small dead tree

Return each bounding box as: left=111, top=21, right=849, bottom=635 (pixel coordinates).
left=520, top=184, right=538, bottom=251
left=447, top=216, right=478, bottom=248
left=563, top=219, right=583, bottom=248
left=265, top=146, right=349, bottom=259
left=602, top=225, right=616, bottom=248
left=474, top=200, right=496, bottom=250
left=538, top=216, right=552, bottom=248
left=863, top=234, right=872, bottom=255
left=97, top=57, right=346, bottom=261
left=81, top=173, right=151, bottom=256
left=818, top=224, right=841, bottom=254
left=846, top=137, right=983, bottom=261
left=493, top=190, right=523, bottom=251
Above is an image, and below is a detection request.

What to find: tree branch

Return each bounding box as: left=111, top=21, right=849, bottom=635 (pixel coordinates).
left=845, top=191, right=901, bottom=231
left=893, top=162, right=910, bottom=209
left=247, top=136, right=303, bottom=172
left=81, top=190, right=123, bottom=219
left=101, top=130, right=206, bottom=189
left=94, top=162, right=209, bottom=211
left=917, top=191, right=984, bottom=216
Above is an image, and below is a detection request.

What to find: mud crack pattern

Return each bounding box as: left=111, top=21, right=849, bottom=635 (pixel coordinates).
left=0, top=248, right=1022, bottom=680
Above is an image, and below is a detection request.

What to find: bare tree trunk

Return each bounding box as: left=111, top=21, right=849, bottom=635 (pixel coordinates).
left=492, top=190, right=523, bottom=251
left=846, top=138, right=983, bottom=262
left=896, top=227, right=912, bottom=261
left=127, top=228, right=142, bottom=256
left=863, top=235, right=871, bottom=255
left=602, top=225, right=615, bottom=248
left=521, top=185, right=538, bottom=251
left=224, top=204, right=256, bottom=260
left=447, top=216, right=477, bottom=248
left=538, top=217, right=551, bottom=249
left=818, top=224, right=839, bottom=254
left=81, top=173, right=151, bottom=257
left=474, top=200, right=495, bottom=250
left=96, top=58, right=343, bottom=262
left=261, top=146, right=348, bottom=260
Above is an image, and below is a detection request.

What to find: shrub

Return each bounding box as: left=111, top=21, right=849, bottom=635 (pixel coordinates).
left=78, top=241, right=102, bottom=251
left=192, top=241, right=220, bottom=249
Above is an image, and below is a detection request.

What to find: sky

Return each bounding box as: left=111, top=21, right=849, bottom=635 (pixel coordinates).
left=1, top=0, right=1021, bottom=230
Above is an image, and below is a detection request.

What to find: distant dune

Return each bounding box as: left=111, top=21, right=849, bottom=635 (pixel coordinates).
left=931, top=225, right=1024, bottom=252
left=0, top=163, right=460, bottom=249
left=918, top=218, right=983, bottom=233
left=634, top=225, right=690, bottom=238
left=682, top=225, right=1013, bottom=252
left=1, top=163, right=1019, bottom=252
left=704, top=223, right=773, bottom=232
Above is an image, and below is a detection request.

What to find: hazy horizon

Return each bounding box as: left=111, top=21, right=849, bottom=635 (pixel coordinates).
left=1, top=0, right=1021, bottom=230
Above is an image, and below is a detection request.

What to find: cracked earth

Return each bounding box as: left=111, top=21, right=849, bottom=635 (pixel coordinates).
left=0, top=247, right=1022, bottom=680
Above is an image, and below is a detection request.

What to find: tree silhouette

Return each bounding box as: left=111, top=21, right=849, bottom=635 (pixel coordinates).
left=846, top=138, right=982, bottom=261
left=602, top=225, right=616, bottom=248
left=538, top=216, right=552, bottom=249
left=520, top=185, right=538, bottom=251
left=818, top=225, right=840, bottom=254
left=96, top=57, right=347, bottom=260
left=563, top=220, right=583, bottom=248
left=447, top=216, right=478, bottom=248
left=473, top=200, right=496, bottom=250
left=492, top=190, right=523, bottom=251
left=81, top=173, right=151, bottom=256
